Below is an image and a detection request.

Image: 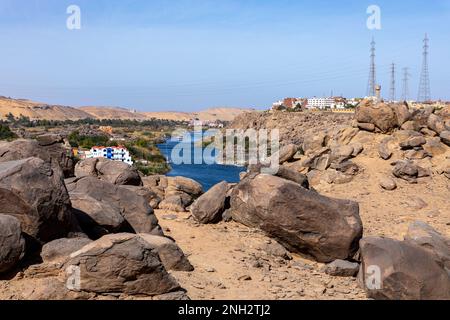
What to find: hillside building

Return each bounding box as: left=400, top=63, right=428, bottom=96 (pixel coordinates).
left=86, top=146, right=133, bottom=165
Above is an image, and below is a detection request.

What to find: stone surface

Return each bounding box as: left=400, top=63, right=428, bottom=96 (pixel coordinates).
left=0, top=215, right=26, bottom=273
left=75, top=158, right=142, bottom=186
left=66, top=233, right=182, bottom=296
left=66, top=177, right=162, bottom=239
left=324, top=259, right=359, bottom=277
left=355, top=100, right=398, bottom=133
left=272, top=144, right=299, bottom=164
left=359, top=237, right=450, bottom=300
left=41, top=238, right=92, bottom=263
left=0, top=158, right=79, bottom=243
left=275, top=166, right=309, bottom=188
left=379, top=177, right=397, bottom=191
left=392, top=160, right=420, bottom=183
left=139, top=233, right=194, bottom=271
left=440, top=131, right=450, bottom=146
left=190, top=181, right=229, bottom=224
left=427, top=113, right=446, bottom=134
left=378, top=138, right=393, bottom=160
left=404, top=221, right=450, bottom=272
left=0, top=138, right=75, bottom=178
left=230, top=174, right=363, bottom=263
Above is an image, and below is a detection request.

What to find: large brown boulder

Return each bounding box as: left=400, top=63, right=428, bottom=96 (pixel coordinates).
left=404, top=221, right=450, bottom=273
left=229, top=174, right=363, bottom=263
left=359, top=237, right=450, bottom=300
left=65, top=233, right=182, bottom=296
left=355, top=100, right=398, bottom=133
left=121, top=185, right=162, bottom=209
left=190, top=181, right=229, bottom=224
left=139, top=234, right=194, bottom=271
left=66, top=177, right=162, bottom=239
left=0, top=137, right=75, bottom=178
left=392, top=103, right=411, bottom=126
left=440, top=131, right=450, bottom=146
left=0, top=214, right=26, bottom=273
left=166, top=176, right=203, bottom=197
left=75, top=158, right=142, bottom=186
left=0, top=158, right=79, bottom=243
left=427, top=114, right=446, bottom=134
left=40, top=237, right=92, bottom=263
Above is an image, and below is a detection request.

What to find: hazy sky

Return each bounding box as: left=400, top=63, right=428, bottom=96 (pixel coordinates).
left=0, top=0, right=449, bottom=111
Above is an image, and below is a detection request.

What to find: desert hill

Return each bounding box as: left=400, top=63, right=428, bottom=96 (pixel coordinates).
left=0, top=96, right=251, bottom=122
left=0, top=96, right=92, bottom=121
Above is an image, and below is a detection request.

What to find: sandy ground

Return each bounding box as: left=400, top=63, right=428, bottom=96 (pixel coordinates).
left=157, top=148, right=449, bottom=300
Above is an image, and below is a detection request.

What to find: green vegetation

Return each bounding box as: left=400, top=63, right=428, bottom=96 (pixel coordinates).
left=5, top=115, right=187, bottom=131
left=0, top=124, right=17, bottom=141
left=68, top=131, right=110, bottom=149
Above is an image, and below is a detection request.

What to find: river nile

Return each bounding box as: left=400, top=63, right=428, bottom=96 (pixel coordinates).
left=157, top=132, right=246, bottom=191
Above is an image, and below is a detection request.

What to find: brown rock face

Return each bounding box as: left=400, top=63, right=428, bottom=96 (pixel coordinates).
left=404, top=221, right=450, bottom=273
left=355, top=100, right=398, bottom=133
left=0, top=215, right=26, bottom=273
left=359, top=237, right=450, bottom=300
left=139, top=234, right=194, bottom=271
left=40, top=238, right=92, bottom=263
left=66, top=177, right=162, bottom=239
left=229, top=174, right=363, bottom=263
left=392, top=103, right=411, bottom=126
left=0, top=138, right=75, bottom=178
left=190, top=181, right=229, bottom=224
left=75, top=158, right=142, bottom=186
left=0, top=158, right=78, bottom=243
left=65, top=233, right=182, bottom=296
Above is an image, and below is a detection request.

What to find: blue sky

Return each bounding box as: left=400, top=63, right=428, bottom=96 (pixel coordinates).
left=0, top=0, right=449, bottom=111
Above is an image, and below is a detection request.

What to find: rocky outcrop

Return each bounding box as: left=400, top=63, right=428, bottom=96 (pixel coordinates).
left=190, top=181, right=229, bottom=224
left=139, top=234, right=194, bottom=271
left=359, top=237, right=450, bottom=300
left=66, top=177, right=162, bottom=239
left=229, top=174, right=363, bottom=263
left=404, top=221, right=450, bottom=273
left=0, top=137, right=75, bottom=178
left=155, top=176, right=204, bottom=212
left=75, top=158, right=142, bottom=186
left=0, top=158, right=79, bottom=243
left=0, top=215, right=26, bottom=273
left=355, top=100, right=398, bottom=133
left=65, top=233, right=182, bottom=296
left=40, top=238, right=92, bottom=263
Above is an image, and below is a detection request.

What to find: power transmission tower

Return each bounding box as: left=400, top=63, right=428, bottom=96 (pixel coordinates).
left=418, top=33, right=431, bottom=102
left=366, top=37, right=376, bottom=97
left=401, top=67, right=411, bottom=101
left=389, top=63, right=396, bottom=102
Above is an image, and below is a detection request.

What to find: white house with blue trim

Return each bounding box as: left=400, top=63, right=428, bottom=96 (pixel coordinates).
left=87, top=146, right=133, bottom=165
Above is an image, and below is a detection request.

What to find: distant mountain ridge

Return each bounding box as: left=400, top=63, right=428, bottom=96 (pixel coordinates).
left=0, top=96, right=252, bottom=122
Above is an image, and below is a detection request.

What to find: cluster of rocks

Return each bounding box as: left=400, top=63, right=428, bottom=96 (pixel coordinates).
left=0, top=137, right=192, bottom=300
left=142, top=175, right=204, bottom=212
left=221, top=104, right=450, bottom=300
left=354, top=99, right=450, bottom=184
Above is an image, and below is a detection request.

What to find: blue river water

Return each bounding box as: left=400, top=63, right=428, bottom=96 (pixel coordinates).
left=157, top=133, right=246, bottom=191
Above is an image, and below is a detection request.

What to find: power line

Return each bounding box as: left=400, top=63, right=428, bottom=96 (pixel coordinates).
left=401, top=67, right=411, bottom=101
left=418, top=33, right=431, bottom=102
left=366, top=37, right=376, bottom=97
left=389, top=63, right=396, bottom=102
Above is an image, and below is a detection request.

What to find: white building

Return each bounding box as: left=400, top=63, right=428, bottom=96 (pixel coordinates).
left=307, top=97, right=335, bottom=109
left=87, top=146, right=133, bottom=165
